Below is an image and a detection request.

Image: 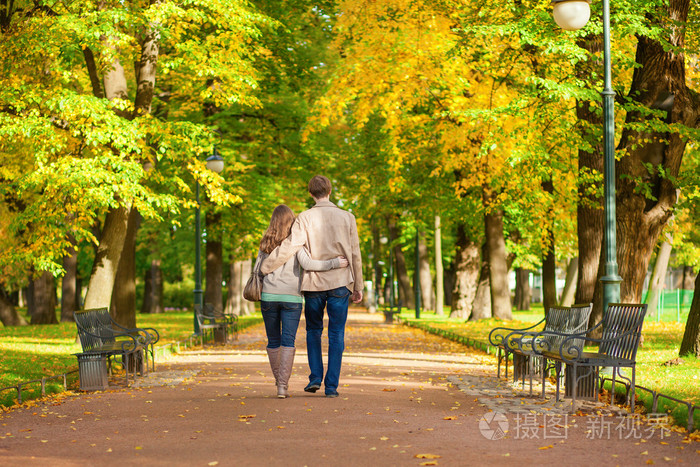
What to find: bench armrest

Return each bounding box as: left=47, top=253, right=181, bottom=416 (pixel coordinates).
left=109, top=320, right=160, bottom=345
left=558, top=320, right=643, bottom=364
left=488, top=317, right=546, bottom=346
left=75, top=324, right=142, bottom=353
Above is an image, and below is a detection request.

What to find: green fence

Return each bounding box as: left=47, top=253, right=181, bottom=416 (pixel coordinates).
left=643, top=289, right=694, bottom=322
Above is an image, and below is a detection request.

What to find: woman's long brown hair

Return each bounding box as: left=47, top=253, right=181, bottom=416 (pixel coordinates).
left=260, top=205, right=295, bottom=254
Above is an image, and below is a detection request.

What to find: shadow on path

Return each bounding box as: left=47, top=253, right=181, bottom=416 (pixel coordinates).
left=0, top=309, right=696, bottom=466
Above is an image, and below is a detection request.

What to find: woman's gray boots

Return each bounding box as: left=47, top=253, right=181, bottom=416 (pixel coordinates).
left=266, top=347, right=281, bottom=387
left=277, top=346, right=296, bottom=398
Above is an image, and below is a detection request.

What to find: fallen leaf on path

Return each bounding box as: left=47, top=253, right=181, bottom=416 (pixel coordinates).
left=415, top=453, right=441, bottom=459
left=538, top=445, right=553, bottom=450
left=382, top=388, right=397, bottom=392
left=208, top=462, right=219, bottom=466
left=419, top=462, right=438, bottom=466
left=443, top=416, right=456, bottom=420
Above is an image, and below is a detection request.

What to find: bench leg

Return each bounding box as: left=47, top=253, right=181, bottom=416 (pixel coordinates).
left=496, top=348, right=502, bottom=378
left=628, top=367, right=636, bottom=414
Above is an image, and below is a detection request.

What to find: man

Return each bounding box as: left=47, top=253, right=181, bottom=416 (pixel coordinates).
left=261, top=175, right=363, bottom=397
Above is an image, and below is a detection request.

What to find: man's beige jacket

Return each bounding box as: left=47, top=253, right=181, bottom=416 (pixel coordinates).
left=261, top=200, right=363, bottom=293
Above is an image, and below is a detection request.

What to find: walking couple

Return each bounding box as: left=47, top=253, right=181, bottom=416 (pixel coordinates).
left=253, top=175, right=363, bottom=398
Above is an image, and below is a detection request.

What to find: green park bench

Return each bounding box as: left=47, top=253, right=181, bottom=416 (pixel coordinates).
left=194, top=303, right=238, bottom=345
left=530, top=303, right=648, bottom=412
left=381, top=302, right=402, bottom=324
left=74, top=308, right=159, bottom=390
left=488, top=303, right=593, bottom=393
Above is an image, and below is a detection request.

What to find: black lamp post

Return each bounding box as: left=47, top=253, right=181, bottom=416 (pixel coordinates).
left=552, top=0, right=621, bottom=312
left=194, top=148, right=225, bottom=334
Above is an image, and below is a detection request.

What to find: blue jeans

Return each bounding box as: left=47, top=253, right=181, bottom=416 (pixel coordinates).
left=304, top=287, right=351, bottom=394
left=261, top=301, right=302, bottom=348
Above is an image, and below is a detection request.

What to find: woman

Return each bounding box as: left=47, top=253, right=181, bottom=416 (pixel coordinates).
left=254, top=204, right=348, bottom=398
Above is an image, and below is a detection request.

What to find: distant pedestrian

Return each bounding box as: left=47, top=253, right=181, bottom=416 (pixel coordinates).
left=262, top=176, right=363, bottom=397
left=254, top=204, right=348, bottom=398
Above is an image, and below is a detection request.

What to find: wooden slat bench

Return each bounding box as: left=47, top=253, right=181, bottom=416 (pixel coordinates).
left=74, top=308, right=159, bottom=389
left=532, top=303, right=648, bottom=412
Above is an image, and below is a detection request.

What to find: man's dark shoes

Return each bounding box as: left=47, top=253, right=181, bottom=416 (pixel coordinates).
left=304, top=382, right=321, bottom=393
left=325, top=391, right=339, bottom=398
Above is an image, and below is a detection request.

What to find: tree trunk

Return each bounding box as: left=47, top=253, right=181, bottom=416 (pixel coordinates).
left=371, top=221, right=383, bottom=310
left=471, top=243, right=492, bottom=320
left=418, top=231, right=434, bottom=311
left=575, top=36, right=605, bottom=309
left=646, top=235, right=673, bottom=319
left=514, top=268, right=531, bottom=311
left=484, top=203, right=512, bottom=320
left=541, top=180, right=557, bottom=312
left=225, top=259, right=240, bottom=316
left=84, top=208, right=132, bottom=311
left=450, top=225, right=480, bottom=319
left=615, top=1, right=697, bottom=304
left=61, top=233, right=79, bottom=321
left=388, top=218, right=414, bottom=308
left=110, top=208, right=141, bottom=327
left=560, top=257, right=578, bottom=306
left=0, top=287, right=27, bottom=326
left=205, top=211, right=223, bottom=313
left=29, top=271, right=57, bottom=324
left=679, top=271, right=700, bottom=357
left=83, top=22, right=159, bottom=312
left=542, top=248, right=557, bottom=312
left=225, top=258, right=251, bottom=316
left=681, top=266, right=695, bottom=290
left=434, top=215, right=444, bottom=316
left=141, top=259, right=164, bottom=314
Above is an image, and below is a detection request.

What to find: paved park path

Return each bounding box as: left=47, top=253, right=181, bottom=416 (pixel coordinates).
left=1, top=309, right=698, bottom=466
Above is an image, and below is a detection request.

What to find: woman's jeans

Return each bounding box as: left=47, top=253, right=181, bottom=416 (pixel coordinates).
left=304, top=287, right=351, bottom=394
left=261, top=301, right=302, bottom=348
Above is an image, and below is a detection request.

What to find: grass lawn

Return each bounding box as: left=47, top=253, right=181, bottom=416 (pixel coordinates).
left=401, top=306, right=700, bottom=432
left=0, top=310, right=263, bottom=408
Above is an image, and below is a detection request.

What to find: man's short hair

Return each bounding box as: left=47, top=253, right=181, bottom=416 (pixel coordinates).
left=308, top=175, right=332, bottom=199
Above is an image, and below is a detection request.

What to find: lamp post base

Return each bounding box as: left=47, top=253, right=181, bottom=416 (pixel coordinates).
left=600, top=274, right=622, bottom=312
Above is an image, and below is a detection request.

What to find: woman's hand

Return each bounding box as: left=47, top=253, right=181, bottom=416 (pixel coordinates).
left=337, top=256, right=349, bottom=268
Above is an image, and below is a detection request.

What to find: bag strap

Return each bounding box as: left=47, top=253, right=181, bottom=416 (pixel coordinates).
left=253, top=251, right=264, bottom=276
